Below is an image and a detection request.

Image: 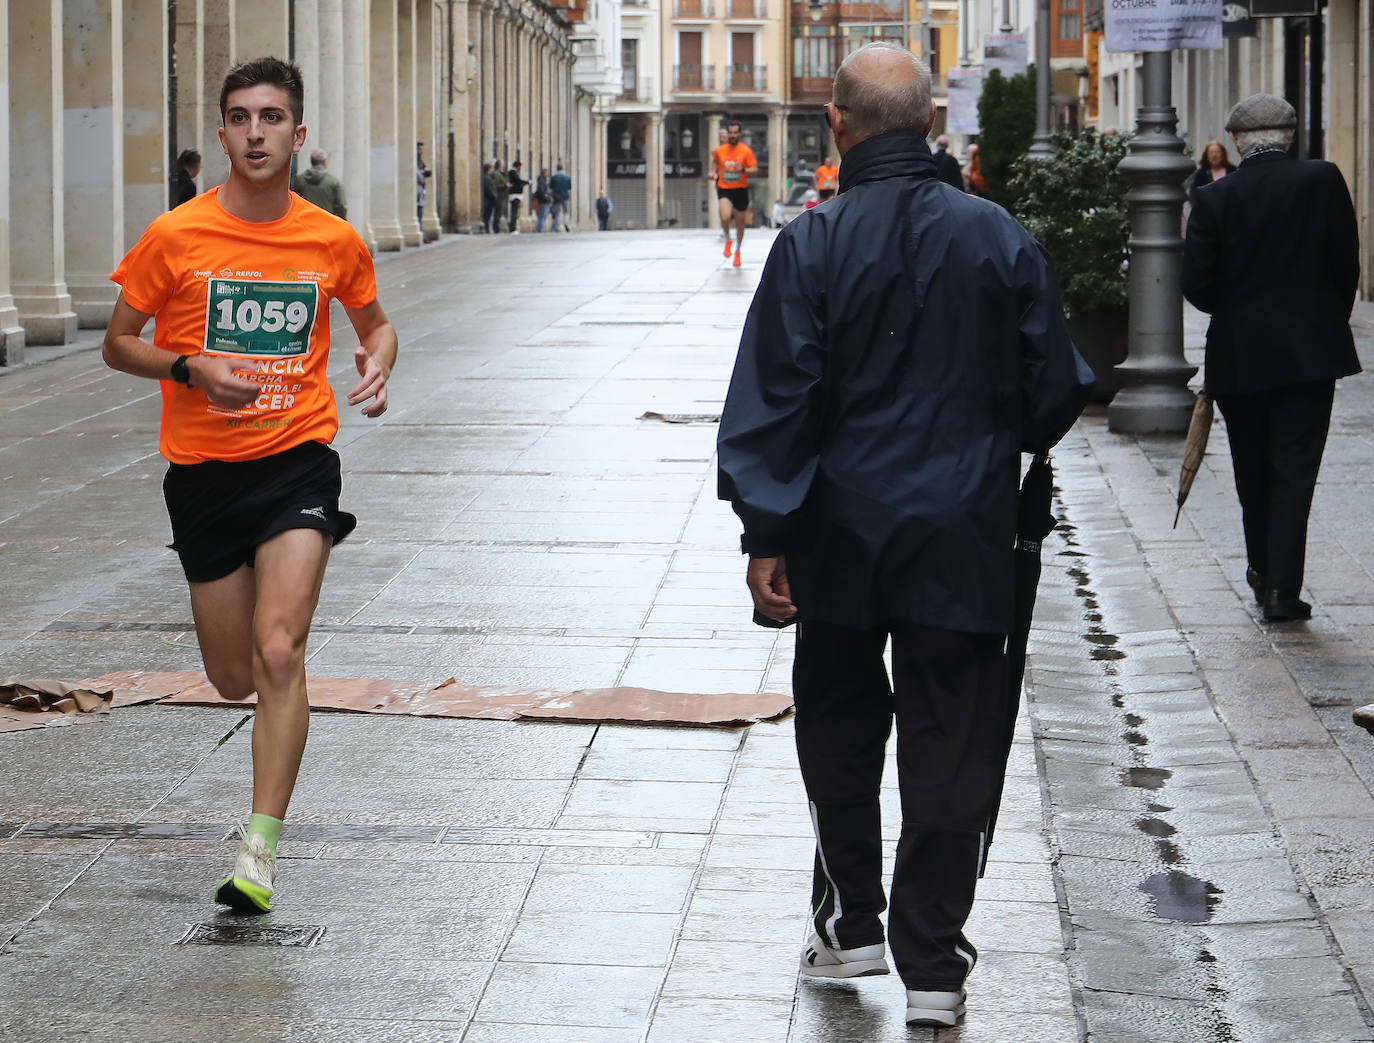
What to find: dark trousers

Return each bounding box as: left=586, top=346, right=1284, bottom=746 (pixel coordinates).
left=481, top=198, right=498, bottom=233
left=793, top=621, right=1009, bottom=991
left=1215, top=381, right=1334, bottom=595
left=509, top=198, right=522, bottom=231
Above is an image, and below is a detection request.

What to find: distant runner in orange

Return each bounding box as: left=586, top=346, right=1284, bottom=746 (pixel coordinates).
left=813, top=156, right=839, bottom=201
left=710, top=120, right=759, bottom=268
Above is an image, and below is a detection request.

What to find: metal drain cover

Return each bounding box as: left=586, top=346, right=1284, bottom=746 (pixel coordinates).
left=178, top=923, right=325, bottom=947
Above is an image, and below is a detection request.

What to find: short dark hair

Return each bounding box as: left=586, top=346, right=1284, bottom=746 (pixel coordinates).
left=726, top=120, right=742, bottom=131
left=177, top=148, right=201, bottom=169
left=220, top=57, right=304, bottom=125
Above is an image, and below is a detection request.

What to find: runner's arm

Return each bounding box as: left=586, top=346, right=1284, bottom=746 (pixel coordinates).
left=101, top=294, right=257, bottom=408
left=344, top=298, right=397, bottom=418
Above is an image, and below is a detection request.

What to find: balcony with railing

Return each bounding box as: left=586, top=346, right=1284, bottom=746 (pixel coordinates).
left=726, top=63, right=767, bottom=91
left=792, top=0, right=906, bottom=20
left=673, top=63, right=716, bottom=91
left=726, top=0, right=766, bottom=16
left=619, top=72, right=656, bottom=104
left=673, top=0, right=714, bottom=16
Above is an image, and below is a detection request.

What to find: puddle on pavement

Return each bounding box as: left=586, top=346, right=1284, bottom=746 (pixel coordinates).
left=1140, top=871, right=1224, bottom=924
left=1121, top=766, right=1172, bottom=789
left=1136, top=817, right=1177, bottom=838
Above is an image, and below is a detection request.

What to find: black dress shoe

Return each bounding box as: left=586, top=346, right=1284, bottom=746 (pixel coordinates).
left=1262, top=590, right=1312, bottom=622
left=1245, top=567, right=1265, bottom=603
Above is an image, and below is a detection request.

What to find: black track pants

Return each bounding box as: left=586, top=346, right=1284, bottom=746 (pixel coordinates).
left=793, top=620, right=1010, bottom=991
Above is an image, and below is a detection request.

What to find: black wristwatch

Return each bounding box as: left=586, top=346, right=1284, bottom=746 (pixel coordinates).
left=170, top=355, right=193, bottom=386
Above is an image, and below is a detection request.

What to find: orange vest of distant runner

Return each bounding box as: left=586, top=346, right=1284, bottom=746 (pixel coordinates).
left=814, top=164, right=839, bottom=191
left=713, top=143, right=757, bottom=189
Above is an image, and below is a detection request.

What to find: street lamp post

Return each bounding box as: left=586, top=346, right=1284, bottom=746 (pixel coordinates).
left=1028, top=0, right=1053, bottom=157
left=1107, top=51, right=1197, bottom=434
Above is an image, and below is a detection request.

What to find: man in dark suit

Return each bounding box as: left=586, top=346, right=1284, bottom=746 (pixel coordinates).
left=1182, top=93, right=1361, bottom=622
left=718, top=43, right=1092, bottom=1028
left=931, top=135, right=964, bottom=190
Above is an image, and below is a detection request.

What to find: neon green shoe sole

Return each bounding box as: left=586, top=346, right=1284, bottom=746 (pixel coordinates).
left=215, top=874, right=273, bottom=914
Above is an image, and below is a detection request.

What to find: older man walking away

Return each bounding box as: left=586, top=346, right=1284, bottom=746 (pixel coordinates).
left=1182, top=93, right=1361, bottom=623
left=293, top=148, right=347, bottom=218
left=718, top=43, right=1092, bottom=1028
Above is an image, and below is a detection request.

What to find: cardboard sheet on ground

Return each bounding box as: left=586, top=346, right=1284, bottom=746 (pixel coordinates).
left=0, top=677, right=115, bottom=734
left=82, top=670, right=793, bottom=728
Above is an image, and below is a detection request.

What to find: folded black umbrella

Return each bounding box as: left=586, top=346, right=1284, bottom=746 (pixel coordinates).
left=980, top=453, right=1056, bottom=876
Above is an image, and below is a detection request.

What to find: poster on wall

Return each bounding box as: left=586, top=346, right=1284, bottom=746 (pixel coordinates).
left=1104, top=0, right=1224, bottom=52
left=946, top=68, right=985, bottom=135
left=983, top=33, right=1028, bottom=77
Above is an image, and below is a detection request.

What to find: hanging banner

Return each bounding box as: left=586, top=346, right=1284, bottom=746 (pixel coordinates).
left=984, top=33, right=1029, bottom=77
left=1104, top=0, right=1224, bottom=52
left=946, top=68, right=985, bottom=135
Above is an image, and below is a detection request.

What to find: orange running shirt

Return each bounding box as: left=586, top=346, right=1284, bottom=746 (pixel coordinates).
left=814, top=164, right=839, bottom=191
left=712, top=143, right=757, bottom=190
left=111, top=188, right=377, bottom=465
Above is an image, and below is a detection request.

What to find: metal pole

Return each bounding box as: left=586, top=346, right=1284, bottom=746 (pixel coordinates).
left=1001, top=0, right=1013, bottom=33
left=1106, top=50, right=1197, bottom=435
left=1028, top=0, right=1053, bottom=157
left=445, top=0, right=458, bottom=232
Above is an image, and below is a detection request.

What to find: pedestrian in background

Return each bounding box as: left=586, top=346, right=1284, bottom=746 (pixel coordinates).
left=170, top=148, right=201, bottom=209
left=963, top=143, right=987, bottom=197
left=492, top=160, right=509, bottom=233
left=717, top=42, right=1091, bottom=1030
left=931, top=135, right=964, bottom=190
left=813, top=155, right=839, bottom=200
left=595, top=189, right=612, bottom=231
left=416, top=141, right=432, bottom=225
left=771, top=196, right=785, bottom=227
left=293, top=148, right=347, bottom=218
left=1185, top=140, right=1235, bottom=206
left=507, top=160, right=527, bottom=234
left=534, top=167, right=552, bottom=232
left=480, top=162, right=498, bottom=233
left=1182, top=93, right=1361, bottom=622
left=550, top=163, right=571, bottom=232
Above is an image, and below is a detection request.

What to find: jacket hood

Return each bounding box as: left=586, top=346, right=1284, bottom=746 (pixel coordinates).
left=838, top=131, right=937, bottom=193
left=299, top=167, right=328, bottom=185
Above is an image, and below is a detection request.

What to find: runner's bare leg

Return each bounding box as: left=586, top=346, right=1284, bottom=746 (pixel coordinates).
left=248, top=527, right=331, bottom=819
left=718, top=196, right=735, bottom=250
left=735, top=207, right=748, bottom=253
left=190, top=566, right=257, bottom=700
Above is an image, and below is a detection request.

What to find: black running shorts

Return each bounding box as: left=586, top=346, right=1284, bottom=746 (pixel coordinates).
left=717, top=186, right=750, bottom=213
left=162, top=441, right=357, bottom=583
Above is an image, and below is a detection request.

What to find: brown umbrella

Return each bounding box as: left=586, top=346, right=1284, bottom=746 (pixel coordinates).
left=1173, top=390, right=1214, bottom=529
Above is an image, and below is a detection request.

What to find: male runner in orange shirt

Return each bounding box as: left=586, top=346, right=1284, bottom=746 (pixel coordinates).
left=814, top=155, right=839, bottom=200
left=102, top=57, right=398, bottom=914
left=710, top=120, right=759, bottom=268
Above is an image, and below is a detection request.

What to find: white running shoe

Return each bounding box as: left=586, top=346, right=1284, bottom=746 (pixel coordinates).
left=799, top=932, right=890, bottom=978
left=215, top=825, right=277, bottom=914
left=906, top=988, right=967, bottom=1027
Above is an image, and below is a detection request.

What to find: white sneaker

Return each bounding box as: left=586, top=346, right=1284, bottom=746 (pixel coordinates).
left=906, top=989, right=967, bottom=1027
left=799, top=932, right=890, bottom=978
left=215, top=825, right=277, bottom=913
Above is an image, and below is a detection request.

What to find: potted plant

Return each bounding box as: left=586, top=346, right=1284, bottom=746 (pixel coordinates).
left=1005, top=130, right=1131, bottom=403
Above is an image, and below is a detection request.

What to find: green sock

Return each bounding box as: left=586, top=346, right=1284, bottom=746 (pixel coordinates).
left=247, top=813, right=284, bottom=856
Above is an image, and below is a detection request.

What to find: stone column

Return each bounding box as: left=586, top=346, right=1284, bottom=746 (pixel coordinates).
left=294, top=0, right=321, bottom=138
left=0, top=0, right=27, bottom=363
left=480, top=1, right=495, bottom=160
left=201, top=1, right=232, bottom=188
left=316, top=0, right=346, bottom=164
left=233, top=0, right=289, bottom=62
left=768, top=107, right=786, bottom=219
left=174, top=0, right=205, bottom=192
left=369, top=0, right=404, bottom=250
left=646, top=111, right=663, bottom=229
left=398, top=0, right=423, bottom=246
left=342, top=0, right=371, bottom=247
left=63, top=0, right=126, bottom=329
left=9, top=0, right=77, bottom=345
left=708, top=113, right=724, bottom=230
left=122, top=0, right=168, bottom=249
left=1327, top=0, right=1358, bottom=190
left=418, top=1, right=442, bottom=240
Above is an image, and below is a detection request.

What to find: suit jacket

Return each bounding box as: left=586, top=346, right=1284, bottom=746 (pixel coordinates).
left=1181, top=151, right=1361, bottom=396
left=717, top=132, right=1093, bottom=635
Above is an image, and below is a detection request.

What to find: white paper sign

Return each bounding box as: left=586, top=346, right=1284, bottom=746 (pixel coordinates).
left=984, top=33, right=1029, bottom=77
left=946, top=68, right=985, bottom=134
left=1105, top=0, right=1224, bottom=52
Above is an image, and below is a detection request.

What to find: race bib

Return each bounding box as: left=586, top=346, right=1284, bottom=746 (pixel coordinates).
left=204, top=279, right=319, bottom=357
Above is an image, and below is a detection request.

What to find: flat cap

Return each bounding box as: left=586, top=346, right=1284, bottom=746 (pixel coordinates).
left=1224, top=93, right=1297, bottom=133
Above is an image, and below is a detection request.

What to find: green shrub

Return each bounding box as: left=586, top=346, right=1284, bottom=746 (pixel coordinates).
left=975, top=68, right=1036, bottom=204
left=1005, top=129, right=1131, bottom=317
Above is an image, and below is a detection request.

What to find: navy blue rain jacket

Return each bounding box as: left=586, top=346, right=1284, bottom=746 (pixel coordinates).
left=717, top=131, right=1094, bottom=635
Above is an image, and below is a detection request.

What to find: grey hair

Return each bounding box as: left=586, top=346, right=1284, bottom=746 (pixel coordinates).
left=310, top=148, right=328, bottom=165
left=833, top=43, right=932, bottom=142
left=1233, top=128, right=1294, bottom=155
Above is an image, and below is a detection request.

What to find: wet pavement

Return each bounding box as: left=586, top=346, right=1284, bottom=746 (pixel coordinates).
left=1, top=229, right=1372, bottom=1041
